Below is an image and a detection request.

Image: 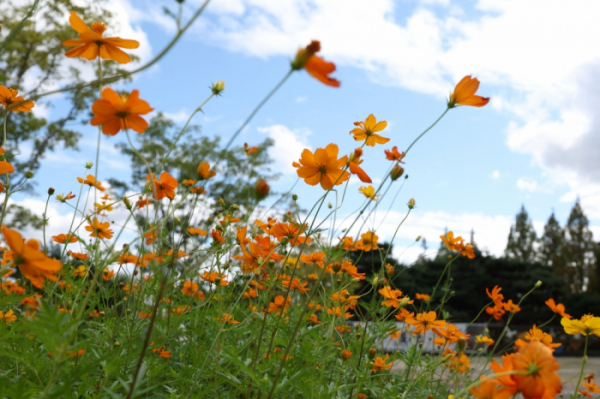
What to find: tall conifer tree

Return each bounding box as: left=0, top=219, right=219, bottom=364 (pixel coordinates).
left=505, top=205, right=537, bottom=262
left=563, top=201, right=596, bottom=293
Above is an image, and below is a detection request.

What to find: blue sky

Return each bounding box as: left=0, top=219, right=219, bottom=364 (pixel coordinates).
left=12, top=0, right=600, bottom=262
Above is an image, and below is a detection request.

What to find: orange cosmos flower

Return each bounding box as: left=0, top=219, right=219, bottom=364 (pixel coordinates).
left=181, top=281, right=204, bottom=299
left=77, top=175, right=106, bottom=191
left=512, top=341, right=562, bottom=399
left=355, top=231, right=379, bottom=252
left=300, top=252, right=326, bottom=268
left=475, top=335, right=495, bottom=346
left=348, top=148, right=372, bottom=183
left=282, top=277, right=309, bottom=294
left=515, top=325, right=561, bottom=352
left=371, top=354, right=393, bottom=372
left=85, top=217, right=114, bottom=240
left=62, top=11, right=139, bottom=64
left=52, top=233, right=77, bottom=244
left=0, top=85, right=34, bottom=113
left=244, top=143, right=259, bottom=154
left=545, top=298, right=571, bottom=319
left=0, top=149, right=14, bottom=177
left=327, top=306, right=353, bottom=318
left=68, top=250, right=89, bottom=260
left=293, top=144, right=350, bottom=190
left=503, top=299, right=521, bottom=314
left=147, top=171, right=178, bottom=200
left=197, top=161, right=216, bottom=180
left=220, top=313, right=240, bottom=324
left=1, top=226, right=62, bottom=288
left=268, top=295, right=292, bottom=313
left=448, top=75, right=490, bottom=108
left=379, top=286, right=409, bottom=308
left=291, top=40, right=340, bottom=87
left=440, top=231, right=464, bottom=252
left=91, top=88, right=153, bottom=135
left=187, top=227, right=207, bottom=236
left=271, top=222, right=312, bottom=246
left=395, top=308, right=415, bottom=322
left=0, top=309, right=17, bottom=324
left=210, top=229, right=225, bottom=246
left=183, top=179, right=196, bottom=186
left=415, top=293, right=431, bottom=302
left=406, top=311, right=447, bottom=334
left=350, top=114, right=390, bottom=147
left=384, top=146, right=405, bottom=162
left=199, top=271, right=228, bottom=286
left=470, top=378, right=512, bottom=399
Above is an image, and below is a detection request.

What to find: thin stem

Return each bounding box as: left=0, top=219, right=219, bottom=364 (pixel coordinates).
left=572, top=335, right=589, bottom=399
left=0, top=0, right=41, bottom=54
left=404, top=108, right=449, bottom=157
left=42, top=193, right=51, bottom=254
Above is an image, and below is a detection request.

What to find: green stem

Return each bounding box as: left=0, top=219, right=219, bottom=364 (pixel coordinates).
left=42, top=193, right=51, bottom=254
left=404, top=108, right=449, bottom=157
left=572, top=335, right=589, bottom=399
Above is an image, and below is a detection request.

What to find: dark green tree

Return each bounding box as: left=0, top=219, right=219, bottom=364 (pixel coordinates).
left=562, top=201, right=596, bottom=294
left=0, top=1, right=134, bottom=225
left=505, top=205, right=537, bottom=262
left=537, top=212, right=566, bottom=275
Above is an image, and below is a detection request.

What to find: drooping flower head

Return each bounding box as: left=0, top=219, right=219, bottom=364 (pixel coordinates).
left=90, top=88, right=153, bottom=136
left=448, top=75, right=490, bottom=108
left=291, top=40, right=340, bottom=87
left=350, top=114, right=390, bottom=147
left=512, top=341, right=562, bottom=399
left=62, top=11, right=139, bottom=64
left=293, top=144, right=350, bottom=190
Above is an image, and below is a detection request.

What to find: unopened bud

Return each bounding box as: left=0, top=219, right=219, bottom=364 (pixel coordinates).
left=25, top=170, right=34, bottom=179
left=457, top=337, right=466, bottom=351
left=85, top=161, right=93, bottom=169
left=291, top=40, right=321, bottom=70
left=219, top=198, right=225, bottom=207
left=114, top=341, right=121, bottom=347
left=292, top=194, right=298, bottom=201
left=535, top=280, right=542, bottom=287
left=280, top=237, right=289, bottom=246
left=211, top=80, right=225, bottom=95
left=123, top=197, right=132, bottom=210
left=48, top=187, right=55, bottom=195
left=407, top=198, right=416, bottom=209
left=368, top=348, right=377, bottom=359
left=390, top=165, right=404, bottom=181
left=255, top=179, right=270, bottom=199
left=416, top=235, right=421, bottom=242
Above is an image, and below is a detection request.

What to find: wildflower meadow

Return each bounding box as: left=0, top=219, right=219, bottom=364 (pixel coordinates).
left=0, top=1, right=599, bottom=398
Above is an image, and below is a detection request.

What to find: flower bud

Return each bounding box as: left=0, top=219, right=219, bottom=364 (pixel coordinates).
left=255, top=179, right=270, bottom=199
left=368, top=348, right=377, bottom=359
left=85, top=161, right=93, bottom=169
left=123, top=197, right=132, bottom=210
left=211, top=80, right=225, bottom=95
left=407, top=198, right=416, bottom=209
left=48, top=187, right=55, bottom=195
left=390, top=165, right=404, bottom=181
left=292, top=194, right=298, bottom=201
left=218, top=198, right=225, bottom=207
left=291, top=40, right=320, bottom=70
left=114, top=341, right=121, bottom=347
left=416, top=235, right=421, bottom=242
left=341, top=349, right=352, bottom=360
left=535, top=280, right=542, bottom=287
left=25, top=170, right=34, bottom=179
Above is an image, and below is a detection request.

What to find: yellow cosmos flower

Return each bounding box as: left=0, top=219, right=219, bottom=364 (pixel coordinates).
left=561, top=315, right=600, bottom=336
left=358, top=185, right=380, bottom=201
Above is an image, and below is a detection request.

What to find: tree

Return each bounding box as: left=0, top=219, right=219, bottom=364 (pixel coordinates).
left=562, top=201, right=596, bottom=294
left=537, top=211, right=566, bottom=274
left=505, top=205, right=537, bottom=262
left=0, top=1, right=133, bottom=225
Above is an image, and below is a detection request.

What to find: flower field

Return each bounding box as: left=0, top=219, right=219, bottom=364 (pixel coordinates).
left=0, top=1, right=599, bottom=398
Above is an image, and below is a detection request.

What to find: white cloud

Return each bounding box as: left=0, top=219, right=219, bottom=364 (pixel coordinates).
left=258, top=124, right=312, bottom=174
left=516, top=178, right=538, bottom=193
left=296, top=96, right=308, bottom=103
left=490, top=170, right=500, bottom=179
left=159, top=0, right=600, bottom=220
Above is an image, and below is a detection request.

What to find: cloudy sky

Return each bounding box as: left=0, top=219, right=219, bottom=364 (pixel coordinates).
left=11, top=0, right=600, bottom=263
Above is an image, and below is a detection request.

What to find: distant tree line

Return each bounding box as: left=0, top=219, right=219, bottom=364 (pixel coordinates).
left=351, top=200, right=600, bottom=326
